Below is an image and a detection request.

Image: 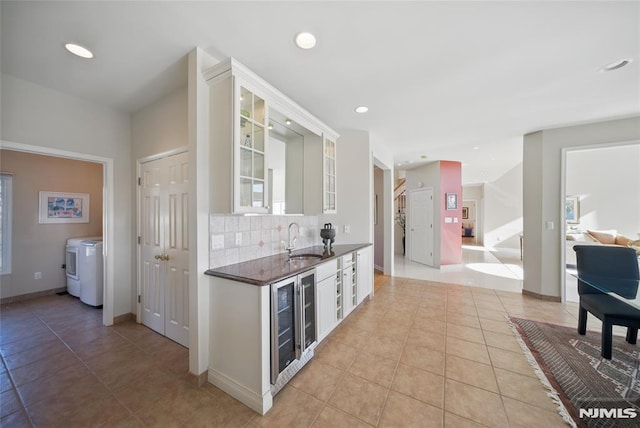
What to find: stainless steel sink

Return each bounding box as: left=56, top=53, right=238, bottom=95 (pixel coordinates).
left=288, top=254, right=323, bottom=262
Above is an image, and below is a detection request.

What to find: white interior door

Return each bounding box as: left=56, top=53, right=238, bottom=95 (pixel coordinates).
left=409, top=188, right=434, bottom=266
left=140, top=152, right=189, bottom=347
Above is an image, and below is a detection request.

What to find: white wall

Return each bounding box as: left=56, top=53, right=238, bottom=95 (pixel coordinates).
left=132, top=86, right=188, bottom=160
left=483, top=163, right=523, bottom=250
left=319, top=130, right=372, bottom=245
left=566, top=144, right=640, bottom=238
left=523, top=116, right=640, bottom=299
left=190, top=48, right=218, bottom=376
left=1, top=73, right=133, bottom=319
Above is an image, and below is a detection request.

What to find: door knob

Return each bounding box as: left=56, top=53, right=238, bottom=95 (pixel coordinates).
left=154, top=254, right=169, bottom=261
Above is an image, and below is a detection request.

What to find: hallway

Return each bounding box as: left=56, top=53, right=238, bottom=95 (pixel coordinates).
left=394, top=245, right=523, bottom=293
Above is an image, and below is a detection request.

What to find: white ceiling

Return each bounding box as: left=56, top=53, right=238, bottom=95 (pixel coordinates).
left=2, top=1, right=638, bottom=185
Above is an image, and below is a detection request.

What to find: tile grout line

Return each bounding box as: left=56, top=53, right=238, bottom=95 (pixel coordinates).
left=372, top=293, right=417, bottom=428
left=307, top=305, right=382, bottom=428
left=33, top=308, right=145, bottom=424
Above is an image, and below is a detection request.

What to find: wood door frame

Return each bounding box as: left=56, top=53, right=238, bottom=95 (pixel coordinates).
left=136, top=147, right=188, bottom=324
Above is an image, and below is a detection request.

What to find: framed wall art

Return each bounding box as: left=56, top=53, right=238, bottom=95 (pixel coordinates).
left=565, top=195, right=580, bottom=224
left=446, top=193, right=458, bottom=210
left=39, top=191, right=89, bottom=224
left=462, top=207, right=469, bottom=219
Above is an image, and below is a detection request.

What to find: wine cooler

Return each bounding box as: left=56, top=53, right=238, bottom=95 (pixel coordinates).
left=270, top=270, right=316, bottom=390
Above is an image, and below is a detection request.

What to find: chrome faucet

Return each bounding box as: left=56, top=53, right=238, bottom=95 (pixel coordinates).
left=285, top=222, right=300, bottom=255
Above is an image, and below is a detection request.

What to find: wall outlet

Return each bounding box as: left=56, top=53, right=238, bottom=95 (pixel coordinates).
left=34, top=272, right=42, bottom=280
left=235, top=232, right=242, bottom=246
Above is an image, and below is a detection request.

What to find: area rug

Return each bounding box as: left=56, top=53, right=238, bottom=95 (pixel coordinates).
left=509, top=317, right=640, bottom=428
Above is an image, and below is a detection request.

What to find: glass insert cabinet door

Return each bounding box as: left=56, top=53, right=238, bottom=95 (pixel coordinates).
left=324, top=137, right=337, bottom=213
left=237, top=83, right=267, bottom=213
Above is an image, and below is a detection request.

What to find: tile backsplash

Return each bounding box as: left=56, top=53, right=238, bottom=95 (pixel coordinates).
left=209, top=215, right=321, bottom=268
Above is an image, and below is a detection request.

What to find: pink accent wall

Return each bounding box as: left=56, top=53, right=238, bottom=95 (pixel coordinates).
left=439, top=161, right=462, bottom=265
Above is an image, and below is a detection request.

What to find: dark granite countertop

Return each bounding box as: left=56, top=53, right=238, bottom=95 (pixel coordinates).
left=205, top=243, right=372, bottom=286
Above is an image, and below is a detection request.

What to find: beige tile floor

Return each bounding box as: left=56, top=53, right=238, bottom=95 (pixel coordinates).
left=1, top=277, right=588, bottom=427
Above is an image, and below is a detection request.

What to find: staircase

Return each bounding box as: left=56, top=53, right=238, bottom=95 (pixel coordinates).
left=394, top=178, right=406, bottom=214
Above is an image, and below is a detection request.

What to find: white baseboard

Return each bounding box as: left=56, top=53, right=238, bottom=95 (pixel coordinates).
left=208, top=368, right=272, bottom=415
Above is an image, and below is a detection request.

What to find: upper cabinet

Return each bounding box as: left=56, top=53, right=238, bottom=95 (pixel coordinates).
left=239, top=86, right=267, bottom=212
left=324, top=136, right=337, bottom=214
left=205, top=58, right=339, bottom=215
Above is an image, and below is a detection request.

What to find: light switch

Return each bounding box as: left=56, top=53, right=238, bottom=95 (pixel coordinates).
left=453, top=217, right=459, bottom=223
left=444, top=217, right=452, bottom=223
left=545, top=221, right=554, bottom=230
left=235, top=232, right=242, bottom=245
left=344, top=225, right=350, bottom=234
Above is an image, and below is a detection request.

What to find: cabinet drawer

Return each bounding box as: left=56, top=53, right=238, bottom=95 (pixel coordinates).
left=316, top=259, right=338, bottom=281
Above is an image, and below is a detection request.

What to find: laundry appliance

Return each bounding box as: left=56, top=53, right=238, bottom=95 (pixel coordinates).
left=65, top=236, right=101, bottom=298
left=78, top=239, right=104, bottom=307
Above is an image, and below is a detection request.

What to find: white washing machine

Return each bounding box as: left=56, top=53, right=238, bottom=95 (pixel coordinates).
left=78, top=239, right=104, bottom=307
left=65, top=236, right=101, bottom=297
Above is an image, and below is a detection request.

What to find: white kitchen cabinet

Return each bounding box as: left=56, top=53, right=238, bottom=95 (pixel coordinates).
left=208, top=60, right=269, bottom=214
left=323, top=136, right=337, bottom=213
left=316, top=259, right=338, bottom=341
left=206, top=58, right=339, bottom=215
left=356, top=246, right=373, bottom=305
left=302, top=132, right=339, bottom=214
left=342, top=253, right=357, bottom=316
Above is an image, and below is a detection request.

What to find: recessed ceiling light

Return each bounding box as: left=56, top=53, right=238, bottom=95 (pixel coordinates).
left=285, top=119, right=292, bottom=125
left=600, top=58, right=632, bottom=72
left=354, top=106, right=369, bottom=113
left=473, top=146, right=480, bottom=150
left=420, top=155, right=428, bottom=159
left=268, top=123, right=273, bottom=130
left=295, top=32, right=316, bottom=49
left=64, top=43, right=94, bottom=59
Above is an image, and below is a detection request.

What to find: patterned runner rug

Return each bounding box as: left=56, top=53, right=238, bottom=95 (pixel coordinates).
left=509, top=317, right=640, bottom=428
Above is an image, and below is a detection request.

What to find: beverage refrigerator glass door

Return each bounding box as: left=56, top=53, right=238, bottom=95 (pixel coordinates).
left=299, top=271, right=316, bottom=350
left=271, top=276, right=296, bottom=384
left=270, top=270, right=316, bottom=386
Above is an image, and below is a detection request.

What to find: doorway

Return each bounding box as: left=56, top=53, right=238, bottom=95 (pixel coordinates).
left=461, top=199, right=477, bottom=245
left=1, top=141, right=115, bottom=325
left=372, top=157, right=394, bottom=276
left=138, top=150, right=190, bottom=347
left=562, top=143, right=640, bottom=304
left=408, top=188, right=434, bottom=266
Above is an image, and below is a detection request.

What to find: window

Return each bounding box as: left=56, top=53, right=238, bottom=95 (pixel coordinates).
left=0, top=173, right=12, bottom=274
